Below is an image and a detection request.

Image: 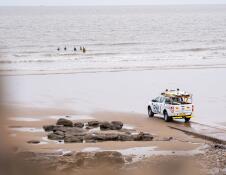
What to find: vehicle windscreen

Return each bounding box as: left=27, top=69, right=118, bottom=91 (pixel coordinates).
left=171, top=97, right=191, bottom=105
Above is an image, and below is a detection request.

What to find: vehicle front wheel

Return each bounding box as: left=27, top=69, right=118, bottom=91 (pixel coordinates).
left=148, top=107, right=154, bottom=117
left=164, top=111, right=171, bottom=122
left=185, top=118, right=190, bottom=123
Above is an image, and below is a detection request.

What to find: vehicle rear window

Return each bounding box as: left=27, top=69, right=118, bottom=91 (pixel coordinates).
left=165, top=98, right=171, bottom=104
left=172, top=97, right=183, bottom=103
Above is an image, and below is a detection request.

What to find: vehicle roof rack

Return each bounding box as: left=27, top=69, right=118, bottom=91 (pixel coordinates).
left=161, top=89, right=191, bottom=98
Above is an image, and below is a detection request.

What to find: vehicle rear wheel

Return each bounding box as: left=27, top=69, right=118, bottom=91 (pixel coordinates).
left=164, top=111, right=171, bottom=122
left=185, top=118, right=190, bottom=123
left=148, top=107, right=154, bottom=117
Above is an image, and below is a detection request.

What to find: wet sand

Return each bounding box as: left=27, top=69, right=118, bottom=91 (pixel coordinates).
left=1, top=105, right=226, bottom=175
left=1, top=68, right=226, bottom=175
left=2, top=105, right=208, bottom=153
left=1, top=68, right=226, bottom=129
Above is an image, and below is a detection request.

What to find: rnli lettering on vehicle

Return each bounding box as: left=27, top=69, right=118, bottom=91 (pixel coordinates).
left=166, top=106, right=171, bottom=109
left=152, top=103, right=159, bottom=113
left=165, top=106, right=171, bottom=113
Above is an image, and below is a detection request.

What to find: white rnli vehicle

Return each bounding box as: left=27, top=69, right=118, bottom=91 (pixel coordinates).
left=148, top=89, right=194, bottom=122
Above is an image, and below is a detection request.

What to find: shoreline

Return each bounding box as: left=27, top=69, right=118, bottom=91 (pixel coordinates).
left=1, top=64, right=226, bottom=76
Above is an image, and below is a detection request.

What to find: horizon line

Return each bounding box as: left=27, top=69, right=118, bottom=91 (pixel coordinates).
left=0, top=3, right=226, bottom=7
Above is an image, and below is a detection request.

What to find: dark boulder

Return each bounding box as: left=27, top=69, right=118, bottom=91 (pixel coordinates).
left=74, top=122, right=84, bottom=128
left=102, top=133, right=119, bottom=141
left=100, top=121, right=112, bottom=130
left=53, top=126, right=85, bottom=134
left=111, top=121, right=123, bottom=130
left=87, top=121, right=100, bottom=127
left=54, top=130, right=65, bottom=136
left=64, top=136, right=83, bottom=143
left=56, top=118, right=73, bottom=127
left=43, top=125, right=55, bottom=132
left=27, top=140, right=40, bottom=144
left=64, top=127, right=86, bottom=136
left=84, top=133, right=119, bottom=142
left=100, top=121, right=123, bottom=130
left=84, top=133, right=105, bottom=142
left=52, top=125, right=67, bottom=132
left=47, top=133, right=64, bottom=140
left=133, top=132, right=153, bottom=141
left=84, top=133, right=98, bottom=142
left=118, top=133, right=133, bottom=141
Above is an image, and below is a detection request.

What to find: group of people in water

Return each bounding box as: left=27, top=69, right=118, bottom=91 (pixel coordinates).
left=57, top=46, right=86, bottom=53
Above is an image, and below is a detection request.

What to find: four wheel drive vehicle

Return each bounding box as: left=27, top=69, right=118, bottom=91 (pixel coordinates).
left=147, top=89, right=194, bottom=122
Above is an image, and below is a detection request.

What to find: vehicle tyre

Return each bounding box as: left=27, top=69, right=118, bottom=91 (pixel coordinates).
left=164, top=111, right=171, bottom=122
left=148, top=107, right=154, bottom=117
left=185, top=118, right=190, bottom=123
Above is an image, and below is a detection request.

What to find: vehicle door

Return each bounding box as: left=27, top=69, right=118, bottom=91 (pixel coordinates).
left=152, top=96, right=161, bottom=113
left=164, top=97, right=172, bottom=114
left=158, top=97, right=165, bottom=114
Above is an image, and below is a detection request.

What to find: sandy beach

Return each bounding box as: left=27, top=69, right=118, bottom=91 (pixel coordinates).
left=1, top=5, right=226, bottom=175
left=0, top=69, right=226, bottom=175
left=1, top=68, right=226, bottom=128
left=1, top=102, right=225, bottom=175
left=3, top=105, right=204, bottom=152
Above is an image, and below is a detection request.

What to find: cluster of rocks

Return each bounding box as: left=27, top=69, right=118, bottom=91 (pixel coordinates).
left=42, top=118, right=153, bottom=143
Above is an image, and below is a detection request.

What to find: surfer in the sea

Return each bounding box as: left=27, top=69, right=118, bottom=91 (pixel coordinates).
left=57, top=47, right=60, bottom=51
left=64, top=46, right=67, bottom=51
left=82, top=47, right=86, bottom=53
left=74, top=47, right=77, bottom=51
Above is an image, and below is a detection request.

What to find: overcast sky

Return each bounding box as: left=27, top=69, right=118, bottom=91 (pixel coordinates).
left=0, top=0, right=226, bottom=6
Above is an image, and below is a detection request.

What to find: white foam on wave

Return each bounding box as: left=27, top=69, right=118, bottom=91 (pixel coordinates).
left=9, top=117, right=41, bottom=122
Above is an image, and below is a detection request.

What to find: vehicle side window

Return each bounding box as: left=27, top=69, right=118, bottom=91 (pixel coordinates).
left=159, top=97, right=165, bottom=103
left=154, top=97, right=161, bottom=102
left=165, top=98, right=171, bottom=104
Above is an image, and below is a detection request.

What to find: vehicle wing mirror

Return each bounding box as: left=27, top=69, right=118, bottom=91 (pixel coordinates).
left=152, top=99, right=157, bottom=102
